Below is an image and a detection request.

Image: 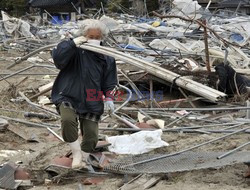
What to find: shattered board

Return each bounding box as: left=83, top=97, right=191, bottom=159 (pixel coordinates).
left=104, top=151, right=250, bottom=174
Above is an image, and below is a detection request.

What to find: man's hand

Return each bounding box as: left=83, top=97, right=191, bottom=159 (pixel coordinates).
left=73, top=36, right=87, bottom=46
left=104, top=98, right=115, bottom=114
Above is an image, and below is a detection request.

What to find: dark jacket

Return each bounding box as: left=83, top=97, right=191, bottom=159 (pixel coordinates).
left=51, top=39, right=118, bottom=115
left=215, top=63, right=250, bottom=95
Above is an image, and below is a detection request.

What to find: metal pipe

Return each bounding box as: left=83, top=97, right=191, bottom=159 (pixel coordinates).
left=101, top=84, right=132, bottom=121
left=111, top=113, right=139, bottom=129
left=18, top=91, right=59, bottom=118
left=205, top=0, right=212, bottom=10
left=217, top=141, right=250, bottom=159
left=46, top=127, right=64, bottom=142
left=99, top=127, right=250, bottom=134
left=138, top=109, right=153, bottom=120
left=123, top=127, right=250, bottom=168
left=0, top=65, right=34, bottom=82
left=44, top=10, right=60, bottom=25
left=118, top=69, right=145, bottom=104
left=0, top=64, right=56, bottom=82
left=165, top=112, right=192, bottom=128
left=0, top=73, right=57, bottom=76
left=178, top=88, right=196, bottom=108
left=247, top=100, right=250, bottom=119
left=121, top=106, right=250, bottom=112
left=0, top=108, right=26, bottom=114
left=149, top=79, right=153, bottom=108
left=222, top=123, right=245, bottom=130
left=0, top=116, right=60, bottom=128
left=7, top=44, right=57, bottom=69
left=233, top=1, right=242, bottom=17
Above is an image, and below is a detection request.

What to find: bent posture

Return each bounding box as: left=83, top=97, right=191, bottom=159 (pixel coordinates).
left=51, top=19, right=117, bottom=168
left=215, top=63, right=250, bottom=96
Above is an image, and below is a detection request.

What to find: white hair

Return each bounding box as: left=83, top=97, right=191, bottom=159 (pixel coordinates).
left=78, top=19, right=109, bottom=38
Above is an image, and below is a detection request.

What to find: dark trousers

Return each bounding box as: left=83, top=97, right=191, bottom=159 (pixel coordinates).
left=59, top=104, right=99, bottom=153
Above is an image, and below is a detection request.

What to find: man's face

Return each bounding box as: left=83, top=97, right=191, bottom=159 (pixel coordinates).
left=85, top=28, right=102, bottom=40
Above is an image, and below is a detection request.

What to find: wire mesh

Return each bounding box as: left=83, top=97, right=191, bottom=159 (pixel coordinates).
left=104, top=151, right=250, bottom=174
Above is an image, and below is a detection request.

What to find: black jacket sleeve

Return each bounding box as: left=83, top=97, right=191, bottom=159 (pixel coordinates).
left=52, top=40, right=77, bottom=70
left=102, top=56, right=118, bottom=100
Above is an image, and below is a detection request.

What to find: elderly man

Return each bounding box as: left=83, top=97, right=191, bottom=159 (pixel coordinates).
left=51, top=19, right=118, bottom=169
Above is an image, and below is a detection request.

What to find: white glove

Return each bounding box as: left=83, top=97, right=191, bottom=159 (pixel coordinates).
left=104, top=98, right=115, bottom=114
left=73, top=36, right=87, bottom=46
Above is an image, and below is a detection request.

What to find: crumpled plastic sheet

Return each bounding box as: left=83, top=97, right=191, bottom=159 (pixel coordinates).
left=149, top=38, right=205, bottom=53
left=1, top=11, right=34, bottom=38
left=170, top=0, right=202, bottom=20
left=106, top=129, right=169, bottom=155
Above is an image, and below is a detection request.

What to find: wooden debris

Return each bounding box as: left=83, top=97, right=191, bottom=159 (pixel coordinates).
left=30, top=83, right=53, bottom=100
left=143, top=176, right=162, bottom=189
left=7, top=124, right=40, bottom=143
left=119, top=174, right=162, bottom=190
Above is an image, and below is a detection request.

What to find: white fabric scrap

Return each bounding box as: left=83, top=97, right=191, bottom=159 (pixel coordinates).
left=100, top=15, right=120, bottom=30
left=27, top=56, right=44, bottom=63
left=171, top=0, right=202, bottom=19
left=2, top=11, right=34, bottom=38
left=107, top=130, right=169, bottom=155
left=128, top=37, right=145, bottom=49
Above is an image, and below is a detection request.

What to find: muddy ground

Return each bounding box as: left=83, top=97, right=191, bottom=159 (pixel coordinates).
left=0, top=50, right=250, bottom=189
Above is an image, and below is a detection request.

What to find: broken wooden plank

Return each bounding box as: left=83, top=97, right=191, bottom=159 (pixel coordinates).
left=7, top=124, right=40, bottom=142
left=30, top=85, right=53, bottom=100
left=143, top=176, right=162, bottom=189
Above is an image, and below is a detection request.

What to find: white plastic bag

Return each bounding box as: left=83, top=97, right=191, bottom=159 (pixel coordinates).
left=106, top=130, right=169, bottom=155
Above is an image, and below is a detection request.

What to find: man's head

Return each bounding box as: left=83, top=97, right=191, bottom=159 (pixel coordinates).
left=79, top=19, right=108, bottom=41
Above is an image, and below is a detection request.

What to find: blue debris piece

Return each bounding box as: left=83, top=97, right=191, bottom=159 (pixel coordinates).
left=230, top=33, right=244, bottom=43
left=136, top=18, right=167, bottom=26
left=51, top=16, right=63, bottom=25
left=119, top=44, right=145, bottom=51
left=137, top=17, right=156, bottom=23
left=159, top=22, right=167, bottom=27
